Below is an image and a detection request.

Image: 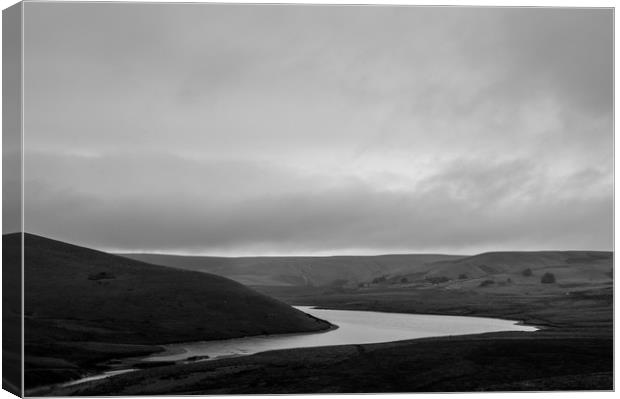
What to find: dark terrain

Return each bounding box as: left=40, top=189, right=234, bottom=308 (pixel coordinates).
left=40, top=331, right=613, bottom=395
left=20, top=236, right=613, bottom=394
left=5, top=233, right=331, bottom=389
left=40, top=281, right=613, bottom=395
left=2, top=231, right=22, bottom=395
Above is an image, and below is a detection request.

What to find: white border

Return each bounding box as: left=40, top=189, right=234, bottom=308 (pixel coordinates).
left=0, top=1, right=617, bottom=399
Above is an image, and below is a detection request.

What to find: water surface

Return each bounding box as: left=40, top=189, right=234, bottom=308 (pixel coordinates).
left=145, top=306, right=537, bottom=362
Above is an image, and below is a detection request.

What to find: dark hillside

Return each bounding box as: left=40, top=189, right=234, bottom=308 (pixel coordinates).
left=10, top=233, right=330, bottom=388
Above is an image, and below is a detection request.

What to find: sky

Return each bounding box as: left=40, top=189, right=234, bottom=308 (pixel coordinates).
left=17, top=3, right=613, bottom=256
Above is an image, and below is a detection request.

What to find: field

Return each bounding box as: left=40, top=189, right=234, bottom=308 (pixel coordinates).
left=40, top=333, right=612, bottom=395
left=39, top=270, right=613, bottom=394
left=14, top=234, right=613, bottom=394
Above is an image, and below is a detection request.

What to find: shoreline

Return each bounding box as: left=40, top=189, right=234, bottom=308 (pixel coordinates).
left=28, top=305, right=541, bottom=395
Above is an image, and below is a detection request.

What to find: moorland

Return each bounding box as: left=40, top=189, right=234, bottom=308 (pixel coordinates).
left=10, top=233, right=613, bottom=395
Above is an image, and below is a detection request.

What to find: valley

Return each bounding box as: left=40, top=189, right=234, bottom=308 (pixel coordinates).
left=10, top=233, right=612, bottom=394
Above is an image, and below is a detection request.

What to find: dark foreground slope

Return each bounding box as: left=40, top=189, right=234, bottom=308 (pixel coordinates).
left=2, top=232, right=22, bottom=395
left=42, top=332, right=613, bottom=395
left=8, top=233, right=330, bottom=388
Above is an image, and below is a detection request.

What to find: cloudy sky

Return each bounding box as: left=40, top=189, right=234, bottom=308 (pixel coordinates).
left=20, top=3, right=612, bottom=256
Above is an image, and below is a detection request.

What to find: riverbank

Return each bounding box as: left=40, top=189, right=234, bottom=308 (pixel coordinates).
left=37, top=283, right=612, bottom=395
left=255, top=283, right=613, bottom=333
left=28, top=306, right=532, bottom=395
left=34, top=330, right=612, bottom=395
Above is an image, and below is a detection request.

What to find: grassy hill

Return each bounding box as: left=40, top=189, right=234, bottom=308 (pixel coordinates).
left=122, top=250, right=612, bottom=295
left=389, top=251, right=612, bottom=292
left=120, top=253, right=463, bottom=287
left=39, top=250, right=614, bottom=395
left=8, top=233, right=331, bottom=388
left=29, top=242, right=613, bottom=395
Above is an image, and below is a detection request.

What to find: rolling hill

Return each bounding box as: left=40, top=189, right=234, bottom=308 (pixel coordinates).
left=121, top=250, right=612, bottom=292
left=120, top=253, right=463, bottom=287
left=8, top=233, right=331, bottom=388
left=390, top=250, right=613, bottom=291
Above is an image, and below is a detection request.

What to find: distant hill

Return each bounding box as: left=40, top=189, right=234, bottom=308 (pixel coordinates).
left=122, top=250, right=612, bottom=292
left=120, top=253, right=463, bottom=287
left=8, top=233, right=331, bottom=388
left=391, top=250, right=613, bottom=291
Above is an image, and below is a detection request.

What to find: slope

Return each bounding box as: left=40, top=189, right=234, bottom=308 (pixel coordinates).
left=8, top=233, right=331, bottom=387
left=121, top=253, right=463, bottom=287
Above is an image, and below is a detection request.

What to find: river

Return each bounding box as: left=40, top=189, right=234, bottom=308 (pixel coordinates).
left=142, top=306, right=538, bottom=362
left=60, top=306, right=537, bottom=388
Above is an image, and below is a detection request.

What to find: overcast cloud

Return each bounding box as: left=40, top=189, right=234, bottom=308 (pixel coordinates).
left=19, top=3, right=612, bottom=255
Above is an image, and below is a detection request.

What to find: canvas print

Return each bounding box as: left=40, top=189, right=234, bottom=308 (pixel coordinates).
left=2, top=1, right=614, bottom=396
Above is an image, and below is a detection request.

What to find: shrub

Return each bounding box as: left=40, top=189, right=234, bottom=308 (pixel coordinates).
left=400, top=277, right=409, bottom=284
left=88, top=271, right=116, bottom=281
left=541, top=272, right=556, bottom=284
left=522, top=268, right=533, bottom=277
left=458, top=273, right=468, bottom=280
left=372, top=276, right=387, bottom=284
left=426, top=276, right=450, bottom=285
left=479, top=279, right=495, bottom=287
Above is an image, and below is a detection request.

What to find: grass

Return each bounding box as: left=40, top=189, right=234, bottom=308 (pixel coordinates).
left=5, top=233, right=332, bottom=389
left=16, top=233, right=613, bottom=394
left=39, top=278, right=613, bottom=395
left=39, top=332, right=612, bottom=395
left=121, top=253, right=463, bottom=287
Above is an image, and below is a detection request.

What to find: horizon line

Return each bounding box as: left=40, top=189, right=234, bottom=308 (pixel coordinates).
left=6, top=231, right=613, bottom=259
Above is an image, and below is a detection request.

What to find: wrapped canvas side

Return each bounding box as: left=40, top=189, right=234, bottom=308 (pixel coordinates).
left=2, top=2, right=23, bottom=397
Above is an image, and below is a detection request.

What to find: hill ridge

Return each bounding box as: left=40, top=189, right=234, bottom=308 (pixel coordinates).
left=5, top=233, right=332, bottom=388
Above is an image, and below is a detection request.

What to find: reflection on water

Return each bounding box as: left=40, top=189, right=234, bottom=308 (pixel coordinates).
left=61, top=369, right=138, bottom=387
left=144, top=306, right=537, bottom=362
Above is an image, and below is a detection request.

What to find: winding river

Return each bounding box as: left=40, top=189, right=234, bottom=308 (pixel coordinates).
left=143, top=306, right=538, bottom=362
left=60, top=306, right=537, bottom=388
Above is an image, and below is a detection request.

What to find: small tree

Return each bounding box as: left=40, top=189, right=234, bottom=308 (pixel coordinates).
left=479, top=279, right=495, bottom=287
left=541, top=272, right=556, bottom=284
left=372, top=276, right=387, bottom=284
left=522, top=268, right=533, bottom=277
left=400, top=277, right=409, bottom=284
left=458, top=273, right=468, bottom=280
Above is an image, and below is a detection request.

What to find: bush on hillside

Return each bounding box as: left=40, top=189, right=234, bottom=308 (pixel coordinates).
left=522, top=268, right=533, bottom=277
left=479, top=279, right=495, bottom=287
left=541, top=272, right=556, bottom=284
left=426, top=276, right=450, bottom=285
left=88, top=271, right=116, bottom=281
left=372, top=276, right=387, bottom=284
